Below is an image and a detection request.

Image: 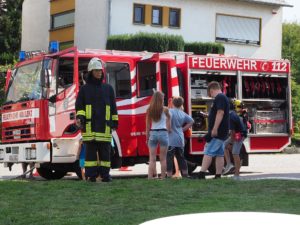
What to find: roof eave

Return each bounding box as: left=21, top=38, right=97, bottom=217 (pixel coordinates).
left=237, top=0, right=293, bottom=7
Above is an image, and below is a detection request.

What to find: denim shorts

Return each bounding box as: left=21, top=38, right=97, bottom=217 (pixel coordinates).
left=204, top=138, right=225, bottom=157
left=148, top=130, right=169, bottom=149
left=224, top=138, right=244, bottom=155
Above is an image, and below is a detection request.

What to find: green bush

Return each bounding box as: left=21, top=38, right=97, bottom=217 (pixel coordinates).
left=106, top=32, right=185, bottom=52
left=0, top=52, right=16, bottom=65
left=106, top=33, right=224, bottom=55
left=184, top=42, right=225, bottom=55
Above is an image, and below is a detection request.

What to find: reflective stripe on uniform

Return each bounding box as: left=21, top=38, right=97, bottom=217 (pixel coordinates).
left=112, top=115, right=118, bottom=121
left=85, top=161, right=99, bottom=167
left=95, top=137, right=112, bottom=142
left=106, top=105, right=110, bottom=121
left=76, top=110, right=86, bottom=116
left=100, top=160, right=111, bottom=168
left=86, top=105, right=92, bottom=119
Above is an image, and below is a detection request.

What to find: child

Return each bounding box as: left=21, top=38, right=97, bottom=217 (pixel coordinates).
left=167, top=96, right=194, bottom=178
left=77, top=139, right=86, bottom=180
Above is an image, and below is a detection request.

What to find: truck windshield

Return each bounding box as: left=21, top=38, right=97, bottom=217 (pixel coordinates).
left=5, top=61, right=43, bottom=103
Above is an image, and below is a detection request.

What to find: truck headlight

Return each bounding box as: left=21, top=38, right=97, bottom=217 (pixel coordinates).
left=0, top=149, right=4, bottom=160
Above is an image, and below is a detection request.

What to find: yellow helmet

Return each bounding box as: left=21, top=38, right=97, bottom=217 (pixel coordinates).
left=233, top=99, right=243, bottom=112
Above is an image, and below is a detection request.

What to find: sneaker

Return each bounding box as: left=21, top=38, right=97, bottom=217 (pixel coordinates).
left=198, top=171, right=206, bottom=179
left=223, top=163, right=235, bottom=175
left=102, top=176, right=112, bottom=182
left=214, top=174, right=222, bottom=179
left=86, top=177, right=96, bottom=182
left=232, top=175, right=241, bottom=181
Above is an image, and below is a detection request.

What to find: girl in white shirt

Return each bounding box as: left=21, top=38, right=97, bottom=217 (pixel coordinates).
left=146, top=91, right=171, bottom=179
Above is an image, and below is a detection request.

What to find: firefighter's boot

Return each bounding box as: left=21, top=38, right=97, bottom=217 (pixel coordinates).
left=100, top=166, right=112, bottom=182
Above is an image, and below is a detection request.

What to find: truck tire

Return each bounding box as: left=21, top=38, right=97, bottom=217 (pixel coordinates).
left=37, top=167, right=67, bottom=180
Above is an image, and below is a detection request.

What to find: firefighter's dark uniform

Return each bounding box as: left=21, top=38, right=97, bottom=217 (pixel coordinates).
left=75, top=74, right=118, bottom=182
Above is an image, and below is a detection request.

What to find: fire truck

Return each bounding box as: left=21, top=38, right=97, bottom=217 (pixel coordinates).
left=0, top=45, right=292, bottom=179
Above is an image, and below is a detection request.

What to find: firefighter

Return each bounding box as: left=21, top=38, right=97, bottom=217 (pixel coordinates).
left=75, top=57, right=118, bottom=182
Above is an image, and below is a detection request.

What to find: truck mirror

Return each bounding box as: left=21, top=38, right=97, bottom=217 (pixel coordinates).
left=49, top=94, right=57, bottom=103
left=5, top=69, right=12, bottom=93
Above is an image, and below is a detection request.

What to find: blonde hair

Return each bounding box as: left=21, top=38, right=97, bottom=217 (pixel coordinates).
left=147, top=91, right=164, bottom=122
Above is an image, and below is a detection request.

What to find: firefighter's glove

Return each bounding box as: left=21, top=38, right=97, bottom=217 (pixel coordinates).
left=76, top=116, right=85, bottom=130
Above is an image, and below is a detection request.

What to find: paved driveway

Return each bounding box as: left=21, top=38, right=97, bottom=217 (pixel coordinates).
left=1, top=153, right=300, bottom=181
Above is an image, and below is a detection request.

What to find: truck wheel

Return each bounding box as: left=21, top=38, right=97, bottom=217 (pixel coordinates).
left=37, top=167, right=67, bottom=180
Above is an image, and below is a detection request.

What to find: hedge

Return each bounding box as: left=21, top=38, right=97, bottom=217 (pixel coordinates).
left=184, top=42, right=225, bottom=55
left=106, top=33, right=224, bottom=55
left=106, top=33, right=185, bottom=52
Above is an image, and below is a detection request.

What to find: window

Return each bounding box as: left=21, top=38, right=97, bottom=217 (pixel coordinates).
left=51, top=10, right=75, bottom=29
left=152, top=6, right=162, bottom=26
left=57, top=58, right=74, bottom=93
left=216, top=14, right=261, bottom=45
left=106, top=62, right=131, bottom=99
left=169, top=8, right=180, bottom=28
left=60, top=41, right=74, bottom=50
left=138, top=62, right=156, bottom=97
left=133, top=4, right=145, bottom=24
left=6, top=62, right=43, bottom=103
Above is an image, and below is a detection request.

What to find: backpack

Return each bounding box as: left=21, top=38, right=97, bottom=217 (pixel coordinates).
left=239, top=110, right=251, bottom=137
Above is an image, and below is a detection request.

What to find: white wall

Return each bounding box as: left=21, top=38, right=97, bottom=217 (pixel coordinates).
left=110, top=0, right=283, bottom=59
left=75, top=0, right=109, bottom=50
left=20, top=0, right=284, bottom=59
left=21, top=0, right=49, bottom=51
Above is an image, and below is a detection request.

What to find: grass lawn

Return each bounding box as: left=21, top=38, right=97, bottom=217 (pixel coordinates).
left=0, top=178, right=299, bottom=225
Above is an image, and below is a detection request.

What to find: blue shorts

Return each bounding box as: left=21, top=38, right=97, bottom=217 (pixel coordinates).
left=204, top=138, right=225, bottom=157
left=148, top=130, right=169, bottom=149
left=79, top=158, right=85, bottom=168
left=225, top=138, right=244, bottom=155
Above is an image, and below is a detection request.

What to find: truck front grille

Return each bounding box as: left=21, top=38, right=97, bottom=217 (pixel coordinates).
left=3, top=125, right=35, bottom=140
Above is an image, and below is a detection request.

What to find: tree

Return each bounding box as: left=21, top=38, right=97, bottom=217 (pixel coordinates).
left=282, top=22, right=300, bottom=133
left=282, top=23, right=300, bottom=83
left=0, top=0, right=23, bottom=64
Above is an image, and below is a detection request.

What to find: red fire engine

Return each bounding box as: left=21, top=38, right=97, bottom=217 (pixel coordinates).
left=0, top=45, right=292, bottom=179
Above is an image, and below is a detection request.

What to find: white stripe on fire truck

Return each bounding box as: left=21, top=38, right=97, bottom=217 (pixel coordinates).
left=172, top=86, right=180, bottom=96
left=116, top=96, right=147, bottom=107
left=118, top=105, right=148, bottom=115
left=171, top=67, right=177, bottom=78
left=66, top=85, right=76, bottom=98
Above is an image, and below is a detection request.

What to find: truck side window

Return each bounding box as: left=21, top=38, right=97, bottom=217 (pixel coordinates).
left=137, top=61, right=156, bottom=97
left=106, top=62, right=131, bottom=99
left=57, top=58, right=74, bottom=93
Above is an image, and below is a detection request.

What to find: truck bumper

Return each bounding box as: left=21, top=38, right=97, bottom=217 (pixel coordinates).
left=0, top=142, right=51, bottom=163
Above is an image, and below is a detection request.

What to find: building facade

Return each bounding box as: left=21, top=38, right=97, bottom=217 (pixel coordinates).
left=21, top=0, right=292, bottom=59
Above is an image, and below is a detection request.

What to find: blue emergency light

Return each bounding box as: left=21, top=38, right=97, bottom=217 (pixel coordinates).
left=19, top=51, right=26, bottom=61
left=49, top=41, right=59, bottom=53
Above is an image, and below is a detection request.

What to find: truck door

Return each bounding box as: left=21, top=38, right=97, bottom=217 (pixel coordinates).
left=135, top=53, right=160, bottom=156
left=47, top=47, right=79, bottom=137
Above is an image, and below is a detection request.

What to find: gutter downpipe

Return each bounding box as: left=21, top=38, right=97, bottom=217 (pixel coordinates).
left=108, top=0, right=112, bottom=37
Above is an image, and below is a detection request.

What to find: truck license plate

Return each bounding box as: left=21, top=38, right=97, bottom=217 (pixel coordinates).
left=9, top=155, right=18, bottom=161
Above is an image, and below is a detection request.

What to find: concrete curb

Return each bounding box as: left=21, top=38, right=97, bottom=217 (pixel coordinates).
left=283, top=146, right=300, bottom=154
